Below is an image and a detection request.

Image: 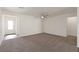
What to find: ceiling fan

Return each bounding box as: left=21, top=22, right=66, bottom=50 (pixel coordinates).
left=40, top=14, right=48, bottom=20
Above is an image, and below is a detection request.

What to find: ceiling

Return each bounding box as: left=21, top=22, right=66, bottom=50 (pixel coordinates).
left=2, top=7, right=77, bottom=17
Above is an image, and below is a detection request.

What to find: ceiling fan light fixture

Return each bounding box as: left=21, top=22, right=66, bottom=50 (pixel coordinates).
left=41, top=16, right=44, bottom=19
left=41, top=15, right=48, bottom=20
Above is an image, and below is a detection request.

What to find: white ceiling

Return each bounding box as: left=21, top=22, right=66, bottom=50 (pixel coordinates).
left=2, top=7, right=77, bottom=17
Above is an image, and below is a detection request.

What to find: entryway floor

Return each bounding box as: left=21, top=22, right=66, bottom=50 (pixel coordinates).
left=4, top=34, right=17, bottom=40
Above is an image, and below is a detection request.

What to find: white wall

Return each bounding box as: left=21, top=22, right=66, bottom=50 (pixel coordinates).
left=43, top=15, right=67, bottom=37
left=0, top=8, right=2, bottom=34
left=43, top=13, right=77, bottom=37
left=19, top=15, right=41, bottom=36
left=67, top=17, right=77, bottom=36
left=77, top=8, right=79, bottom=47
left=0, top=8, right=3, bottom=45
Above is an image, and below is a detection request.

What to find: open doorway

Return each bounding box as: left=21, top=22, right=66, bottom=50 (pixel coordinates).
left=67, top=17, right=77, bottom=46
left=2, top=15, right=17, bottom=40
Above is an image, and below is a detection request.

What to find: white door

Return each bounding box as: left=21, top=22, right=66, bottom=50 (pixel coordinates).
left=67, top=17, right=77, bottom=36
left=3, top=15, right=17, bottom=35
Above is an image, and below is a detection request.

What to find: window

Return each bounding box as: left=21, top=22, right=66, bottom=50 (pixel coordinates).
left=8, top=20, right=14, bottom=30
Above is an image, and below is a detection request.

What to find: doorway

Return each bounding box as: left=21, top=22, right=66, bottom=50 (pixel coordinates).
left=67, top=17, right=77, bottom=46
left=2, top=15, right=17, bottom=40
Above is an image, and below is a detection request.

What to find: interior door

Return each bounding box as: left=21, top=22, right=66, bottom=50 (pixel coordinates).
left=67, top=17, right=77, bottom=36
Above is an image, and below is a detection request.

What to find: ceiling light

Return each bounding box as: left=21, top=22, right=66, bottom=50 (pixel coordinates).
left=41, top=16, right=44, bottom=19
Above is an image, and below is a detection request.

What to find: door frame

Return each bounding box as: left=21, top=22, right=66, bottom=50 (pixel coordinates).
left=2, top=14, right=18, bottom=39
left=67, top=16, right=77, bottom=37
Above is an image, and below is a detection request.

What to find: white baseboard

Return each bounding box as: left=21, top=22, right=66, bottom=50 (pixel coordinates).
left=43, top=32, right=67, bottom=37
left=18, top=32, right=42, bottom=37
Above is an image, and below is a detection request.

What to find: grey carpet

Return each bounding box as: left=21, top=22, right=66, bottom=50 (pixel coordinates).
left=0, top=33, right=77, bottom=52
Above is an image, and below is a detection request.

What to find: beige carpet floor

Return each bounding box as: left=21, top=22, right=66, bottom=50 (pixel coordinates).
left=0, top=33, right=77, bottom=52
